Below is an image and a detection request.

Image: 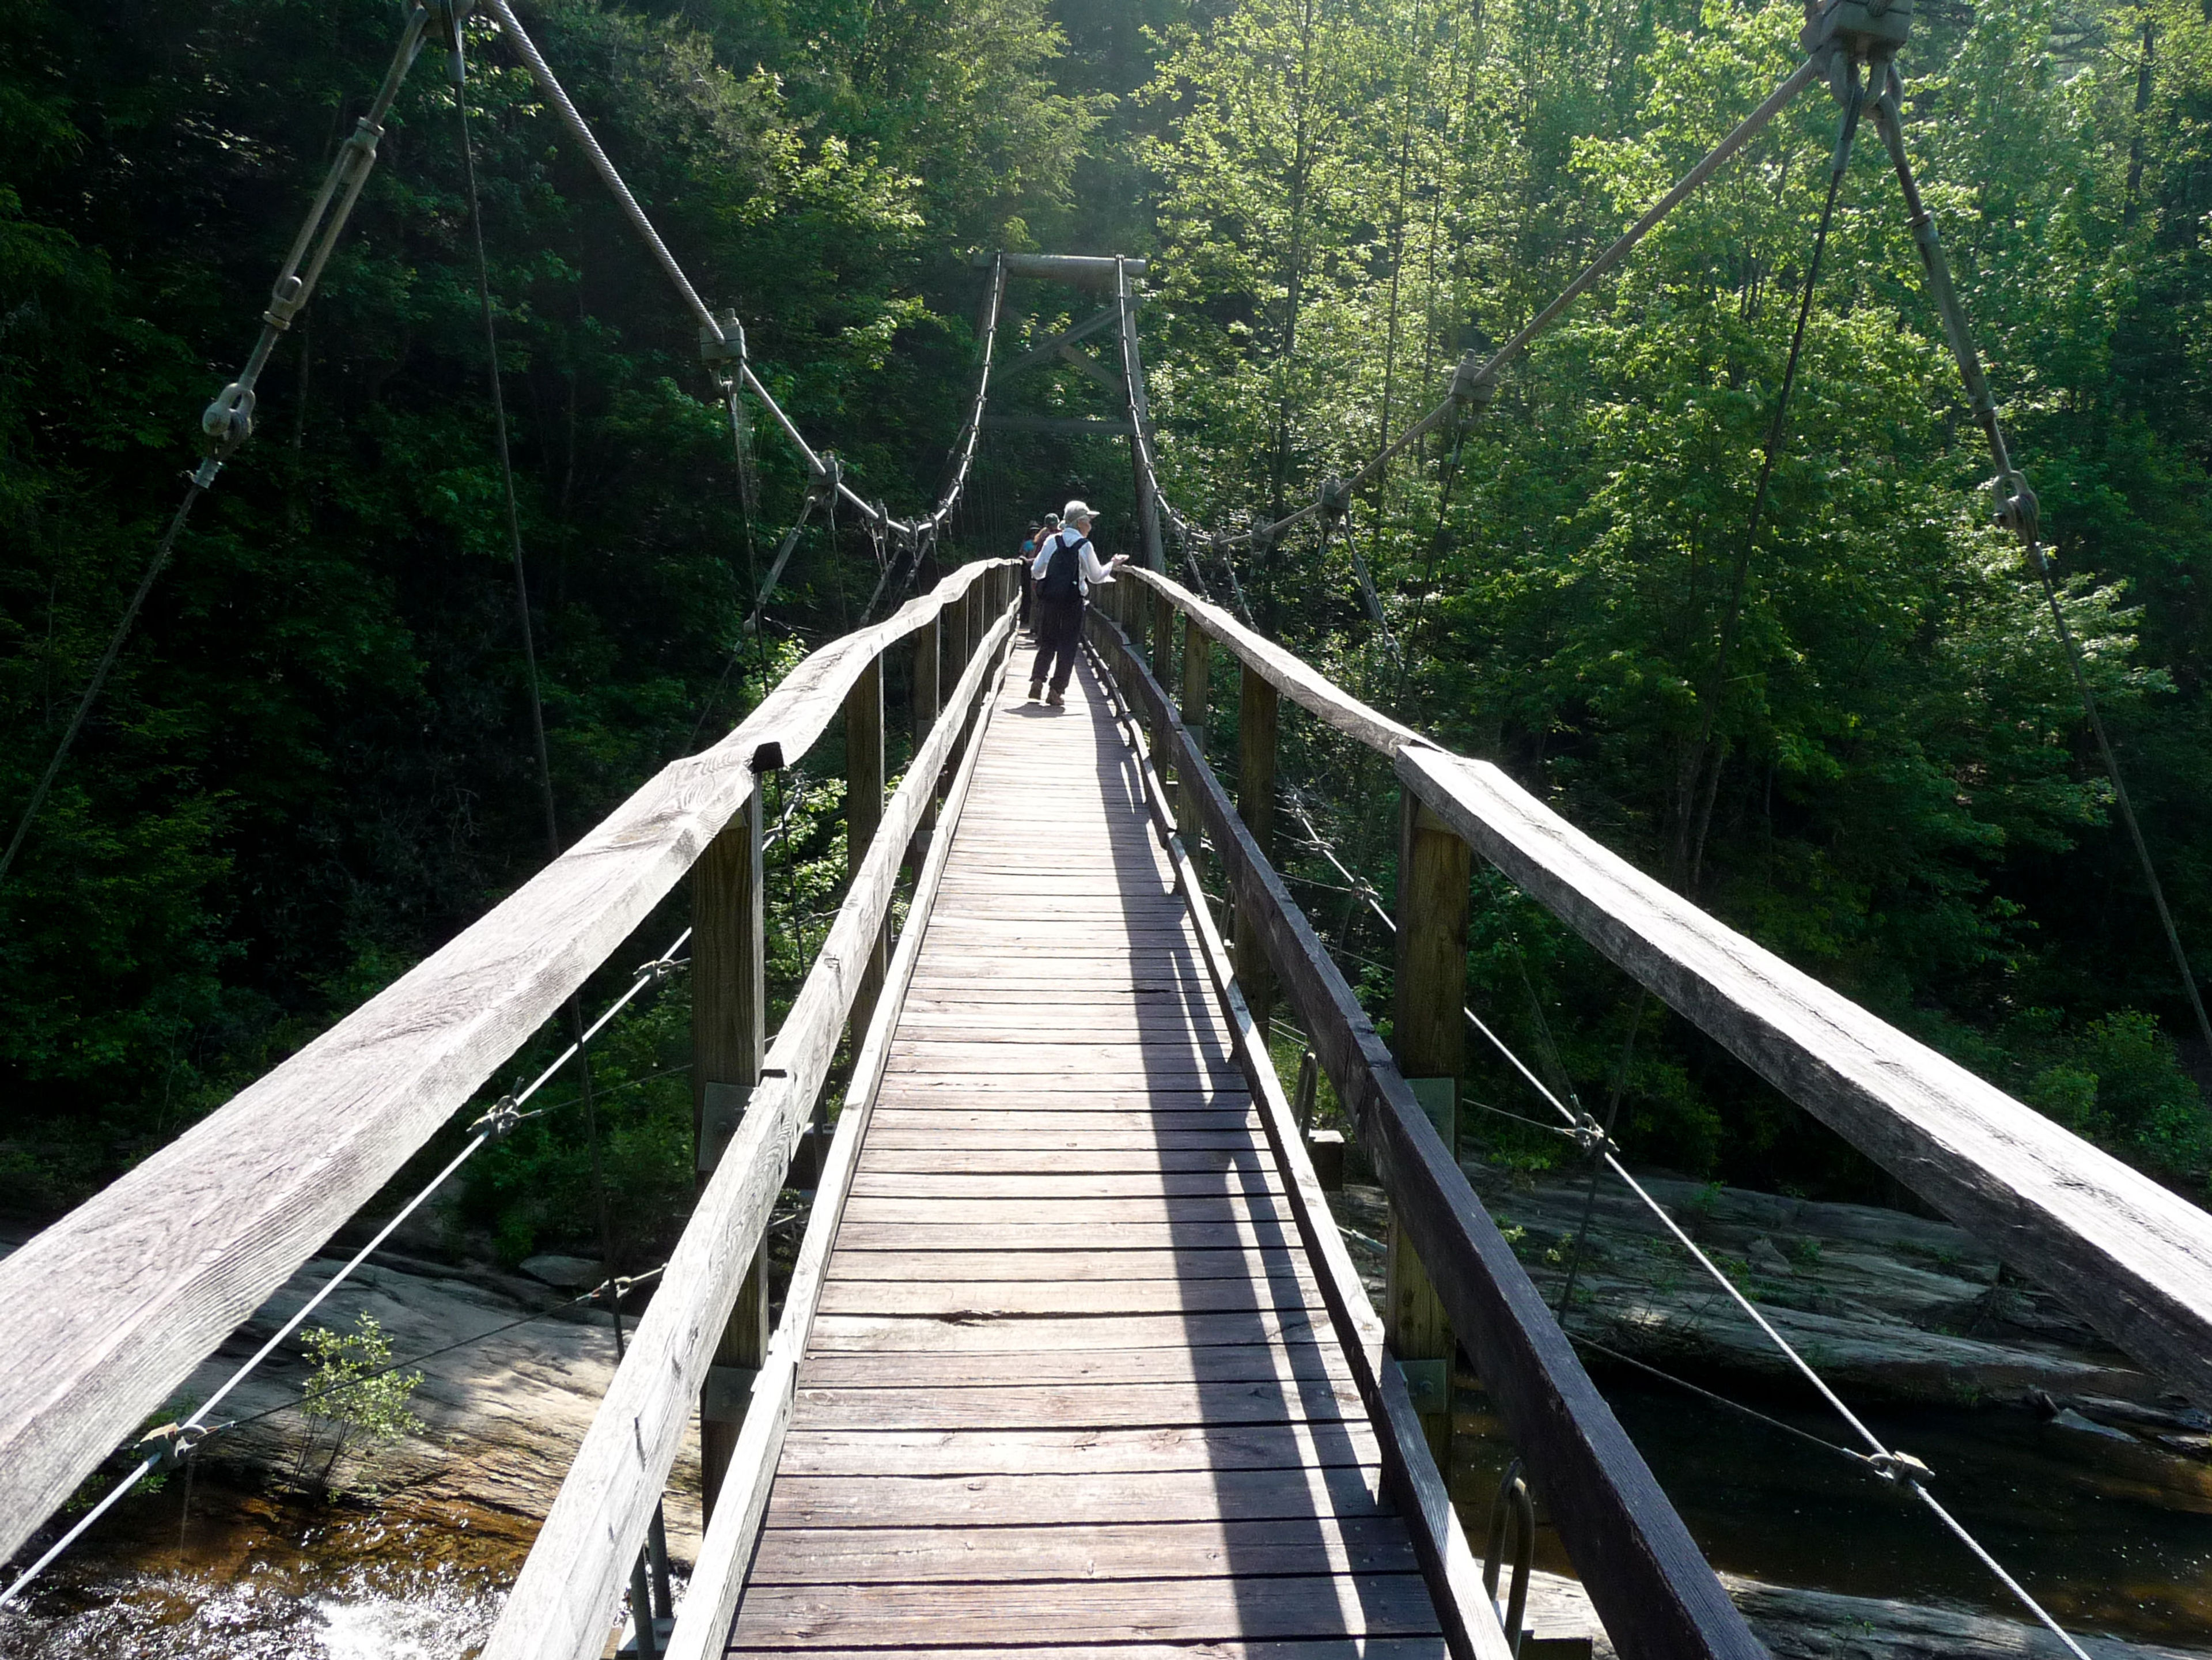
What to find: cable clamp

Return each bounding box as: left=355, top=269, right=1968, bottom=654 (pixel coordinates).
left=201, top=381, right=257, bottom=458
left=1868, top=1449, right=1933, bottom=1484
left=700, top=308, right=744, bottom=394
left=469, top=1094, right=527, bottom=1140
left=1571, top=1113, right=1615, bottom=1155
left=807, top=451, right=842, bottom=506
left=1316, top=477, right=1351, bottom=523
left=136, top=1420, right=217, bottom=1470
left=635, top=952, right=688, bottom=984
left=1990, top=470, right=2039, bottom=544
left=1448, top=354, right=1497, bottom=410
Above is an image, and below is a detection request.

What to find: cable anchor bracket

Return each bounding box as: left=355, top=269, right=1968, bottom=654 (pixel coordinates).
left=700, top=308, right=745, bottom=395
left=1868, top=1448, right=1935, bottom=1485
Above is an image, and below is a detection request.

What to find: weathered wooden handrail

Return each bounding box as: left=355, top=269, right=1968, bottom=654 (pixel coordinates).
left=1086, top=606, right=1767, bottom=1660
left=0, top=559, right=1016, bottom=1567
left=1109, top=566, right=2212, bottom=1400
left=1397, top=746, right=2212, bottom=1400
left=661, top=619, right=1017, bottom=1660
left=479, top=590, right=1021, bottom=1660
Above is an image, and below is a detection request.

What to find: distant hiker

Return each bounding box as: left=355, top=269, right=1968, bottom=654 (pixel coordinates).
left=1017, top=519, right=1048, bottom=632
left=1028, top=501, right=1122, bottom=706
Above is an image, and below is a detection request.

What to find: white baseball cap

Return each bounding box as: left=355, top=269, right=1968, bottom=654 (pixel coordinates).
left=1062, top=499, right=1097, bottom=523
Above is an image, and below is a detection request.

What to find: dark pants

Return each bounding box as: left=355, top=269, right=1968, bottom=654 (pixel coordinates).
left=1032, top=593, right=1085, bottom=693
left=1018, top=565, right=1035, bottom=630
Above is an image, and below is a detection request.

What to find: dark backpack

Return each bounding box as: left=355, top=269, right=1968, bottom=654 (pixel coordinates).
left=1039, top=534, right=1089, bottom=601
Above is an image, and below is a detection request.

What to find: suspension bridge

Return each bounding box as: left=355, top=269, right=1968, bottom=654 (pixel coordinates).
left=4, top=1, right=2212, bottom=1657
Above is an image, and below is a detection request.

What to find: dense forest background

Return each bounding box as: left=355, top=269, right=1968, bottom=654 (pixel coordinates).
left=4, top=0, right=2210, bottom=1262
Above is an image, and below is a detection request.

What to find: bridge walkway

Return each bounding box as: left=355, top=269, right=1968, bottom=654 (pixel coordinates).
left=726, top=637, right=1447, bottom=1654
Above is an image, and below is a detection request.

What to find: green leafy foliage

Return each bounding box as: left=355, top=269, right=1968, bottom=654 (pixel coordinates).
left=289, top=1313, right=424, bottom=1499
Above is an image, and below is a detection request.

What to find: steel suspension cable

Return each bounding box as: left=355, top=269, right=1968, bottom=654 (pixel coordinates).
left=1866, top=69, right=2212, bottom=1060
left=1684, top=74, right=1865, bottom=891
left=0, top=4, right=435, bottom=888
left=451, top=20, right=560, bottom=862
left=0, top=926, right=691, bottom=1613
left=1278, top=787, right=2092, bottom=1657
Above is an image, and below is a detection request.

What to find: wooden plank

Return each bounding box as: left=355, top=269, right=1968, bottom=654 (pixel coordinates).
left=1098, top=617, right=1763, bottom=1660
left=480, top=599, right=1021, bottom=1660
left=731, top=1574, right=1441, bottom=1646
left=825, top=1246, right=1308, bottom=1281
left=855, top=1148, right=1277, bottom=1173
left=775, top=1423, right=1381, bottom=1478
left=808, top=1310, right=1332, bottom=1353
left=0, top=557, right=1017, bottom=1571
left=732, top=1644, right=1443, bottom=1660
left=1400, top=744, right=2212, bottom=1400
left=789, top=1376, right=1366, bottom=1429
left=846, top=655, right=888, bottom=1038
left=763, top=1465, right=1390, bottom=1528
left=1237, top=660, right=1281, bottom=1035
left=870, top=1084, right=1251, bottom=1107
left=846, top=1172, right=1285, bottom=1201
left=798, top=1343, right=1354, bottom=1390
left=746, top=1517, right=1419, bottom=1583
left=814, top=1276, right=1317, bottom=1318
left=839, top=1195, right=1291, bottom=1226
left=865, top=1123, right=1264, bottom=1147
left=831, top=1220, right=1300, bottom=1252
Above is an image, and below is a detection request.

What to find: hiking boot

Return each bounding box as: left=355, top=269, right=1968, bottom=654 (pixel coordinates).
left=1027, top=681, right=1043, bottom=701
left=1046, top=689, right=1065, bottom=707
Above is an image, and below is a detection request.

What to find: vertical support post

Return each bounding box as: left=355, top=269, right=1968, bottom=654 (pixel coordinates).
left=1235, top=664, right=1278, bottom=1038
left=847, top=657, right=888, bottom=1039
left=1150, top=587, right=1176, bottom=775
left=691, top=786, right=767, bottom=1518
left=946, top=590, right=972, bottom=687
left=913, top=611, right=941, bottom=846
left=1388, top=789, right=1471, bottom=1461
left=1179, top=618, right=1210, bottom=847
left=1118, top=262, right=1167, bottom=573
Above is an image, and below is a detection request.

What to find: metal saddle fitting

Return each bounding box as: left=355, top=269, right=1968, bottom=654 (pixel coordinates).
left=1803, top=0, right=1911, bottom=91
left=1316, top=477, right=1352, bottom=523
left=135, top=1419, right=216, bottom=1471
left=807, top=452, right=843, bottom=509
left=700, top=308, right=745, bottom=395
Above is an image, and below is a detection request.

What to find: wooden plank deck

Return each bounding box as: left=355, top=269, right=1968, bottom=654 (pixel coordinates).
left=728, top=638, right=1447, bottom=1655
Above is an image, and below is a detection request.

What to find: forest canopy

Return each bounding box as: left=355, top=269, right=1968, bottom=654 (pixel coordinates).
left=3, top=0, right=2209, bottom=1256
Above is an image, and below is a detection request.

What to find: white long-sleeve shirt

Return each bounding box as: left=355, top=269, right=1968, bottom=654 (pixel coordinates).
left=1031, top=528, right=1116, bottom=596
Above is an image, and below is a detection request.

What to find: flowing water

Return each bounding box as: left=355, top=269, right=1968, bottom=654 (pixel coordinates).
left=6, top=1387, right=2206, bottom=1656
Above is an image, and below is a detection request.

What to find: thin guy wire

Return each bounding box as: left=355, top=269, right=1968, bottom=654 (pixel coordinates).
left=0, top=925, right=691, bottom=1612
left=1686, top=75, right=1865, bottom=890
left=452, top=35, right=560, bottom=863
left=1300, top=801, right=2092, bottom=1654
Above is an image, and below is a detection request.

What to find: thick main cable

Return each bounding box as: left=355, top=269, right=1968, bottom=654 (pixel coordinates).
left=0, top=5, right=435, bottom=888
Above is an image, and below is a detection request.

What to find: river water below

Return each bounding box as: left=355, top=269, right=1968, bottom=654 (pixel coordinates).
left=5, top=1382, right=2206, bottom=1657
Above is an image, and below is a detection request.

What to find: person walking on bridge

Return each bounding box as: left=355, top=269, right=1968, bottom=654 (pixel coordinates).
left=1028, top=501, right=1122, bottom=706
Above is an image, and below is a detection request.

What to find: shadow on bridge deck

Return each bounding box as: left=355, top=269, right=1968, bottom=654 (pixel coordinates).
left=724, top=638, right=1445, bottom=1657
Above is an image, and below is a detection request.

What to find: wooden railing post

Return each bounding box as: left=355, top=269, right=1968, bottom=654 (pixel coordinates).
left=1151, top=587, right=1177, bottom=784
left=691, top=785, right=768, bottom=1518
left=1236, top=663, right=1279, bottom=1037
left=946, top=589, right=972, bottom=687
left=1389, top=788, right=1472, bottom=1460
left=847, top=657, right=888, bottom=1040
left=914, top=611, right=941, bottom=845
left=1180, top=610, right=1211, bottom=846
